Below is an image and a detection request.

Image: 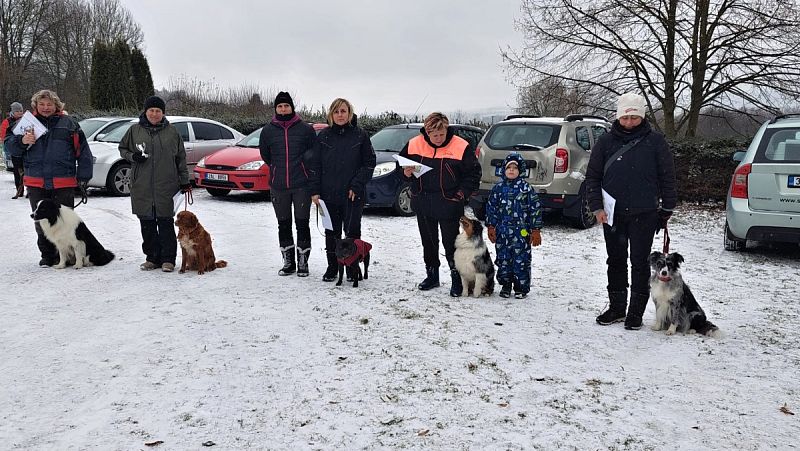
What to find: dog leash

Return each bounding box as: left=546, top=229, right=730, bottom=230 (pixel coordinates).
left=662, top=224, right=670, bottom=254
left=184, top=189, right=194, bottom=211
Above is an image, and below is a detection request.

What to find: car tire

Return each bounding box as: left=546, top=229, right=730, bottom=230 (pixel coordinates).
left=724, top=221, right=746, bottom=251
left=393, top=184, right=415, bottom=216
left=206, top=188, right=231, bottom=197
left=572, top=185, right=597, bottom=229
left=106, top=161, right=131, bottom=196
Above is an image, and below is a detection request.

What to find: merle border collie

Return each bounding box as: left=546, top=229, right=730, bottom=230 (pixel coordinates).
left=648, top=251, right=721, bottom=338
left=31, top=199, right=114, bottom=269
left=453, top=216, right=495, bottom=297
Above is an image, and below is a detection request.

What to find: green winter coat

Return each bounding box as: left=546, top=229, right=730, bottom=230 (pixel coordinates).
left=118, top=117, right=189, bottom=218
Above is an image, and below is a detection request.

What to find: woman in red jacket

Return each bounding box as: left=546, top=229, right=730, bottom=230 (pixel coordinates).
left=0, top=102, right=25, bottom=198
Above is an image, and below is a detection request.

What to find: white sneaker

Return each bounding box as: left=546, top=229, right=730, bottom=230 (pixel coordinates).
left=161, top=263, right=175, bottom=272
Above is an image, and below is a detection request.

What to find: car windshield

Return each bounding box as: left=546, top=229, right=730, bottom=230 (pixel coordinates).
left=98, top=121, right=135, bottom=143
left=486, top=124, right=560, bottom=150
left=238, top=128, right=262, bottom=147
left=78, top=119, right=110, bottom=138
left=370, top=127, right=421, bottom=152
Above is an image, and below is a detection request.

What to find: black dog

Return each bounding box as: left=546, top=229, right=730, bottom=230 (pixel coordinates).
left=335, top=238, right=372, bottom=287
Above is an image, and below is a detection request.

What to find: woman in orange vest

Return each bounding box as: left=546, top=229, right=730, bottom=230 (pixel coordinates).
left=398, top=112, right=481, bottom=296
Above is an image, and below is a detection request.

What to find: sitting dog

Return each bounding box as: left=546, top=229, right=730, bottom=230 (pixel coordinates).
left=648, top=251, right=721, bottom=337
left=453, top=216, right=495, bottom=297
left=175, top=210, right=227, bottom=275
left=335, top=238, right=371, bottom=287
left=31, top=199, right=115, bottom=269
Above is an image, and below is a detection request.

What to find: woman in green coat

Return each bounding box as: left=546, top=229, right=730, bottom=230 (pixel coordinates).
left=118, top=96, right=190, bottom=272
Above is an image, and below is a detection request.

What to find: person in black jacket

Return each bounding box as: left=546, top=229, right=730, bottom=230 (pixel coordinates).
left=259, top=92, right=317, bottom=277
left=309, top=98, right=376, bottom=282
left=585, top=92, right=677, bottom=330
left=398, top=112, right=481, bottom=297
left=1, top=102, right=25, bottom=198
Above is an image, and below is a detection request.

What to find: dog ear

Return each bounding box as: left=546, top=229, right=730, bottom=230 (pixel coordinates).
left=671, top=252, right=684, bottom=267
left=648, top=251, right=662, bottom=265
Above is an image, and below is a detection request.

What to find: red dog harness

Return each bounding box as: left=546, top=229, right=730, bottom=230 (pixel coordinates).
left=337, top=239, right=372, bottom=266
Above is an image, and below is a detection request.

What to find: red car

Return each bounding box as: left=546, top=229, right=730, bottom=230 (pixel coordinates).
left=194, top=123, right=327, bottom=197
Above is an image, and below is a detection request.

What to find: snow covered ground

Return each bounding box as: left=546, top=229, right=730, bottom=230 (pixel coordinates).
left=1, top=170, right=798, bottom=450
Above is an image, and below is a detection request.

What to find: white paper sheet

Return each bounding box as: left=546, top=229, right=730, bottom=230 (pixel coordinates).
left=317, top=199, right=333, bottom=231
left=173, top=191, right=185, bottom=214
left=12, top=111, right=48, bottom=140
left=393, top=154, right=433, bottom=177
left=601, top=189, right=616, bottom=227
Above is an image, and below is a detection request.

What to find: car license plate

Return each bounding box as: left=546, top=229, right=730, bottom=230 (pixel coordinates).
left=206, top=173, right=228, bottom=181
left=789, top=175, right=800, bottom=188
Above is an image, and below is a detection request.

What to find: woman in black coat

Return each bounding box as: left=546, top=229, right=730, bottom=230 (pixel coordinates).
left=309, top=98, right=376, bottom=281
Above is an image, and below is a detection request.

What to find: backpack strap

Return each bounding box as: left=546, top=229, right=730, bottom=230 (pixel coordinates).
left=603, top=132, right=649, bottom=175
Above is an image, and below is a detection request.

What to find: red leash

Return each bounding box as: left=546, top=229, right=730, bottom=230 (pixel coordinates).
left=662, top=224, right=670, bottom=254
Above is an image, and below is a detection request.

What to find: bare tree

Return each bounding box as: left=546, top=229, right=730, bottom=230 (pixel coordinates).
left=0, top=0, right=56, bottom=105
left=503, top=0, right=800, bottom=138
left=89, top=0, right=142, bottom=48
left=516, top=77, right=613, bottom=117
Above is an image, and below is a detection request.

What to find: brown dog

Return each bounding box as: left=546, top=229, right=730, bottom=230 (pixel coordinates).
left=175, top=210, right=227, bottom=274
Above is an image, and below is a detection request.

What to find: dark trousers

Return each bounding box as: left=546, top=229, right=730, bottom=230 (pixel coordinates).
left=27, top=187, right=75, bottom=260
left=139, top=216, right=177, bottom=265
left=417, top=214, right=459, bottom=269
left=272, top=187, right=311, bottom=248
left=324, top=199, right=364, bottom=253
left=11, top=156, right=24, bottom=191
left=602, top=210, right=659, bottom=295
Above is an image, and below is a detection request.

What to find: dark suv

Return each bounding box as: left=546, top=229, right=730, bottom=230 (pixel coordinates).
left=472, top=114, right=610, bottom=228
left=367, top=123, right=485, bottom=216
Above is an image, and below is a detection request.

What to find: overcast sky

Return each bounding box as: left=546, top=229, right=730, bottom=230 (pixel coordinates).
left=118, top=0, right=523, bottom=116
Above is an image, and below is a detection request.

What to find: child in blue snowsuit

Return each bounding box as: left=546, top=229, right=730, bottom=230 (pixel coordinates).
left=485, top=153, right=543, bottom=298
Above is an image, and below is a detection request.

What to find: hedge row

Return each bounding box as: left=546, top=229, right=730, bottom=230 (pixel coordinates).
left=670, top=138, right=750, bottom=203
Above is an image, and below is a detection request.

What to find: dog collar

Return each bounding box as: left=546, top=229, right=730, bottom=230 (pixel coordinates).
left=657, top=275, right=672, bottom=282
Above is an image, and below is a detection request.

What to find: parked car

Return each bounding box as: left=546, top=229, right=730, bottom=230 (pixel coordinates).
left=87, top=116, right=244, bottom=196
left=368, top=123, right=486, bottom=216
left=725, top=114, right=800, bottom=250
left=78, top=116, right=134, bottom=142
left=472, top=114, right=611, bottom=228
left=193, top=123, right=328, bottom=197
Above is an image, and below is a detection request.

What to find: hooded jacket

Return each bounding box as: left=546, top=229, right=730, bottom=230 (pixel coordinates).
left=485, top=153, right=542, bottom=234
left=309, top=119, right=376, bottom=203
left=398, top=126, right=481, bottom=219
left=118, top=114, right=189, bottom=218
left=5, top=112, right=92, bottom=189
left=259, top=114, right=317, bottom=191
left=585, top=119, right=677, bottom=214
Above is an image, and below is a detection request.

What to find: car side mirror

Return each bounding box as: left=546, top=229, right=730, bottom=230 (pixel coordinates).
left=732, top=151, right=746, bottom=162
left=96, top=133, right=106, bottom=141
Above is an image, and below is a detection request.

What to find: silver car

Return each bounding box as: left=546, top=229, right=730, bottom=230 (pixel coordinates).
left=725, top=114, right=800, bottom=250
left=88, top=116, right=244, bottom=196
left=78, top=116, right=134, bottom=142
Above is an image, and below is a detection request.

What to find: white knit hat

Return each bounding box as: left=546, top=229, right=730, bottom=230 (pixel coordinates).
left=616, top=92, right=646, bottom=119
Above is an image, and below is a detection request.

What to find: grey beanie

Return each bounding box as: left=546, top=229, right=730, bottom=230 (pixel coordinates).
left=10, top=102, right=23, bottom=113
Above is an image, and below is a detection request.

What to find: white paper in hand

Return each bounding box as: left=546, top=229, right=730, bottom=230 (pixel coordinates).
left=393, top=154, right=433, bottom=177
left=601, top=189, right=616, bottom=227
left=317, top=199, right=333, bottom=231
left=12, top=111, right=48, bottom=139
left=173, top=191, right=185, bottom=215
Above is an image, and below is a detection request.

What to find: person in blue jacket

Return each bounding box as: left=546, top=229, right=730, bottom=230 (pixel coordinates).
left=485, top=153, right=543, bottom=299
left=4, top=90, right=92, bottom=266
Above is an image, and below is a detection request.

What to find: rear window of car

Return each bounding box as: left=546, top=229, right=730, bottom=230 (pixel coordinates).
left=370, top=127, right=420, bottom=152
left=485, top=123, right=560, bottom=150
left=755, top=128, right=800, bottom=163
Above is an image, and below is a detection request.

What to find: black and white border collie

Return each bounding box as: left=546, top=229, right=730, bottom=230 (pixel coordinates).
left=453, top=216, right=495, bottom=297
left=31, top=199, right=115, bottom=269
left=648, top=251, right=721, bottom=338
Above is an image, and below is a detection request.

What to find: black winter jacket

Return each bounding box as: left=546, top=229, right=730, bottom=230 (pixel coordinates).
left=309, top=122, right=376, bottom=204
left=258, top=114, right=316, bottom=191
left=585, top=120, right=677, bottom=215
left=398, top=127, right=481, bottom=219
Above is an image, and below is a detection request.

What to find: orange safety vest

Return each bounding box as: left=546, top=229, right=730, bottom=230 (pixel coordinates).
left=407, top=134, right=469, bottom=161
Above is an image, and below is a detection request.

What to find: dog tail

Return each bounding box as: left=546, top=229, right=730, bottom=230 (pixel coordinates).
left=215, top=260, right=227, bottom=269
left=94, top=250, right=115, bottom=266
left=698, top=321, right=723, bottom=338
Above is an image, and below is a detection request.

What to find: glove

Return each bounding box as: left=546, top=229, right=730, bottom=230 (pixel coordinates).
left=180, top=183, right=192, bottom=194
left=657, top=209, right=672, bottom=233
left=530, top=229, right=542, bottom=247
left=455, top=190, right=470, bottom=205
left=131, top=152, right=147, bottom=163
left=487, top=226, right=496, bottom=244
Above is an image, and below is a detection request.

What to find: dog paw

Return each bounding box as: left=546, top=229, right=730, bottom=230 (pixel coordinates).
left=686, top=329, right=696, bottom=335
left=54, top=264, right=66, bottom=269
left=650, top=325, right=662, bottom=331
left=179, top=269, right=186, bottom=274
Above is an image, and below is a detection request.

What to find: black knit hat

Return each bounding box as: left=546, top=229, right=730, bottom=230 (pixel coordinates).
left=274, top=91, right=294, bottom=111
left=143, top=96, right=166, bottom=113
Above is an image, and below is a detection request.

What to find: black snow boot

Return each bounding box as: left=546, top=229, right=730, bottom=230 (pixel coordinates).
left=322, top=252, right=338, bottom=282
left=596, top=290, right=628, bottom=325
left=499, top=283, right=512, bottom=298
left=449, top=269, right=463, bottom=297
left=296, top=247, right=310, bottom=277
left=417, top=266, right=440, bottom=291
left=278, top=245, right=296, bottom=276
left=625, top=292, right=649, bottom=330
